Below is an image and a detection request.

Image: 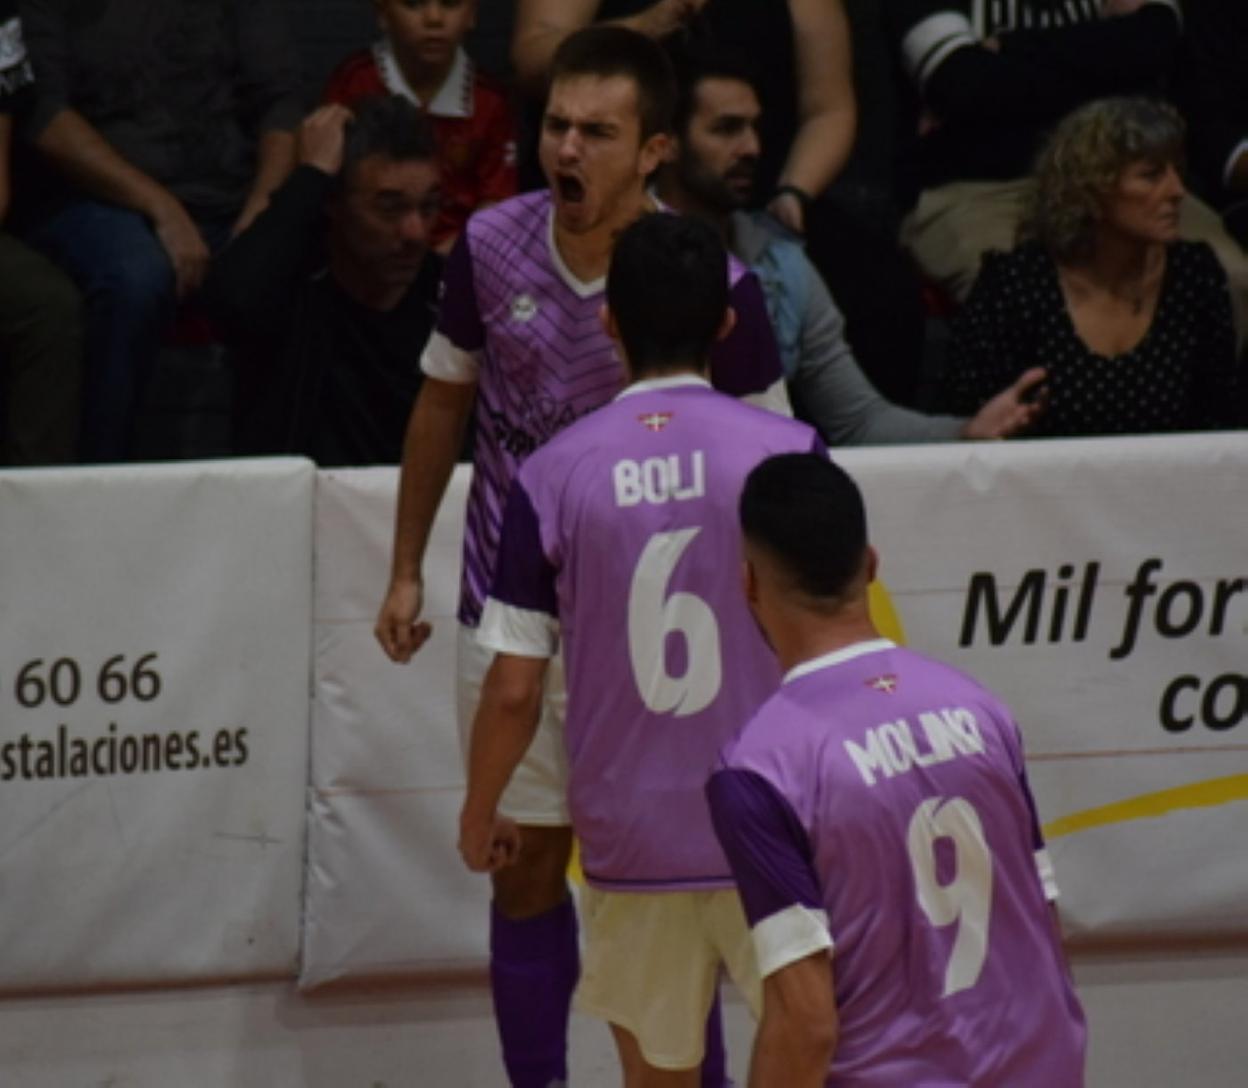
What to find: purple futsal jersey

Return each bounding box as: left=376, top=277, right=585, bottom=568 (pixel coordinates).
left=478, top=376, right=822, bottom=890
left=421, top=190, right=788, bottom=627
left=709, top=640, right=1086, bottom=1086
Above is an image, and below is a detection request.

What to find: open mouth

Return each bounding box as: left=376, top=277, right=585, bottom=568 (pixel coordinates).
left=556, top=174, right=586, bottom=205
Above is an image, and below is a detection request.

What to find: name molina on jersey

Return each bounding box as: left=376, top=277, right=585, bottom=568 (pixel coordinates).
left=845, top=707, right=986, bottom=787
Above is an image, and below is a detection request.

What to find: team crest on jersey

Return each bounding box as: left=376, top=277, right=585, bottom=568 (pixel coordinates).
left=637, top=411, right=673, bottom=432
left=510, top=294, right=538, bottom=322
left=866, top=674, right=898, bottom=695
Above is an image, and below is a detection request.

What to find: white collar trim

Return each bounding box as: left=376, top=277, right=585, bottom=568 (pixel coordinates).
left=615, top=374, right=711, bottom=401
left=783, top=639, right=897, bottom=685
left=546, top=203, right=605, bottom=298
left=373, top=40, right=474, bottom=119
left=545, top=194, right=668, bottom=299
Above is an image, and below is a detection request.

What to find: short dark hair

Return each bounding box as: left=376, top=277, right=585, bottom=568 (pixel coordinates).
left=740, top=453, right=868, bottom=601
left=549, top=25, right=676, bottom=139
left=607, top=213, right=728, bottom=371
left=337, top=95, right=437, bottom=192
left=669, top=37, right=760, bottom=138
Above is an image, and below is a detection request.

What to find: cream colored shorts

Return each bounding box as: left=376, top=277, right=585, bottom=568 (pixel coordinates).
left=457, top=623, right=570, bottom=825
left=576, top=886, right=762, bottom=1071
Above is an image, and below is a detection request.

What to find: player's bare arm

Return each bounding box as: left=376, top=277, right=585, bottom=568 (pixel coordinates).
left=375, top=375, right=477, bottom=662
left=749, top=950, right=838, bottom=1088
left=458, top=653, right=549, bottom=871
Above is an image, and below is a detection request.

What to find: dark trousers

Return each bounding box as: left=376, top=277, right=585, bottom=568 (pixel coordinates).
left=0, top=231, right=83, bottom=465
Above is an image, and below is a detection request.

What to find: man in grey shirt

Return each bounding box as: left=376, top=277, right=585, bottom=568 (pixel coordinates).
left=656, top=44, right=1045, bottom=445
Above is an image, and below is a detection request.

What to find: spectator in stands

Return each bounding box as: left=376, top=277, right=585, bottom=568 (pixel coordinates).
left=15, top=0, right=303, bottom=462
left=0, top=0, right=80, bottom=465
left=204, top=97, right=443, bottom=467
left=942, top=98, right=1244, bottom=437
left=324, top=0, right=516, bottom=254
left=887, top=0, right=1248, bottom=342
left=656, top=46, right=1046, bottom=444
left=510, top=0, right=854, bottom=237
left=1182, top=0, right=1248, bottom=247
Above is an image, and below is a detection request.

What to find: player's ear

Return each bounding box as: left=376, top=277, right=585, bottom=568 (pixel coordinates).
left=865, top=545, right=879, bottom=584
left=638, top=131, right=670, bottom=178
left=742, top=556, right=758, bottom=605
left=715, top=306, right=737, bottom=344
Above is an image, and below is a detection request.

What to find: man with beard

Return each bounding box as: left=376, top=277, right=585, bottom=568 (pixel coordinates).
left=374, top=26, right=787, bottom=1088
left=656, top=46, right=1047, bottom=445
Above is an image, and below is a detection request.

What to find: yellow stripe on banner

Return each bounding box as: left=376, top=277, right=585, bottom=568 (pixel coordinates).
left=1042, top=774, right=1248, bottom=840
left=868, top=581, right=907, bottom=645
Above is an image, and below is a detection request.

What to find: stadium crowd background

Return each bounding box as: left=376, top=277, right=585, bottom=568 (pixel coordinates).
left=1, top=0, right=1245, bottom=469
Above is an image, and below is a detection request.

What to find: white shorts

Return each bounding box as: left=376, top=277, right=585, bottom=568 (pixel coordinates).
left=576, top=886, right=762, bottom=1071
left=456, top=622, right=570, bottom=825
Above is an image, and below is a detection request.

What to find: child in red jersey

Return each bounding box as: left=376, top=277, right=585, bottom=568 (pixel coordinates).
left=325, top=0, right=516, bottom=252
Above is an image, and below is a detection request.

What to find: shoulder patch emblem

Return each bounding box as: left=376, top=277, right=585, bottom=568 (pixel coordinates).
left=866, top=674, right=898, bottom=695
left=637, top=411, right=673, bottom=432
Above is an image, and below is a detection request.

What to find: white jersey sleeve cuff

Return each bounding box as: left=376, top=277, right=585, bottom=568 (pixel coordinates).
left=1035, top=847, right=1059, bottom=902
left=743, top=378, right=793, bottom=418
left=421, top=330, right=481, bottom=383
left=752, top=904, right=833, bottom=979
left=477, top=598, right=559, bottom=658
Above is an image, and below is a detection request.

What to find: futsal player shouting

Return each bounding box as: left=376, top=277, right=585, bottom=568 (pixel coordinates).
left=374, top=26, right=787, bottom=1088
left=459, top=212, right=822, bottom=1086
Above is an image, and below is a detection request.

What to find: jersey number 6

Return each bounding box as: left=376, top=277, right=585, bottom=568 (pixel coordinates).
left=627, top=528, right=723, bottom=717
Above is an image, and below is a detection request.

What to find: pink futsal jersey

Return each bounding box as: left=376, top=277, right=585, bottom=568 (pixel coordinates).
left=477, top=376, right=822, bottom=890
left=421, top=191, right=788, bottom=627
left=709, top=640, right=1087, bottom=1086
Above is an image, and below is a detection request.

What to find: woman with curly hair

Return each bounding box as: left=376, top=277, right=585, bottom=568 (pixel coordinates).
left=942, top=97, right=1244, bottom=436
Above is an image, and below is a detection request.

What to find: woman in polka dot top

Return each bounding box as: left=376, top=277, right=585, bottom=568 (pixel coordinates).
left=943, top=97, right=1244, bottom=437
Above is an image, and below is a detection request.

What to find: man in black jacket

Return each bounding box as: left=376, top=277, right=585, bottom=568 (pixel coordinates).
left=206, top=96, right=444, bottom=466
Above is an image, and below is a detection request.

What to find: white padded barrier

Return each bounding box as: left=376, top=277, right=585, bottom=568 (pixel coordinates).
left=301, top=436, right=1248, bottom=986
left=0, top=459, right=315, bottom=992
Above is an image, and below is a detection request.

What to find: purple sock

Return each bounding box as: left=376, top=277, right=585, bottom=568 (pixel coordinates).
left=701, top=984, right=732, bottom=1088
left=490, top=897, right=579, bottom=1088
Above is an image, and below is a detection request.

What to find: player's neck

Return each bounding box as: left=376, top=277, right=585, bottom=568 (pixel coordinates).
left=554, top=189, right=656, bottom=283
left=654, top=177, right=731, bottom=243
left=627, top=361, right=706, bottom=385
left=771, top=608, right=880, bottom=676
